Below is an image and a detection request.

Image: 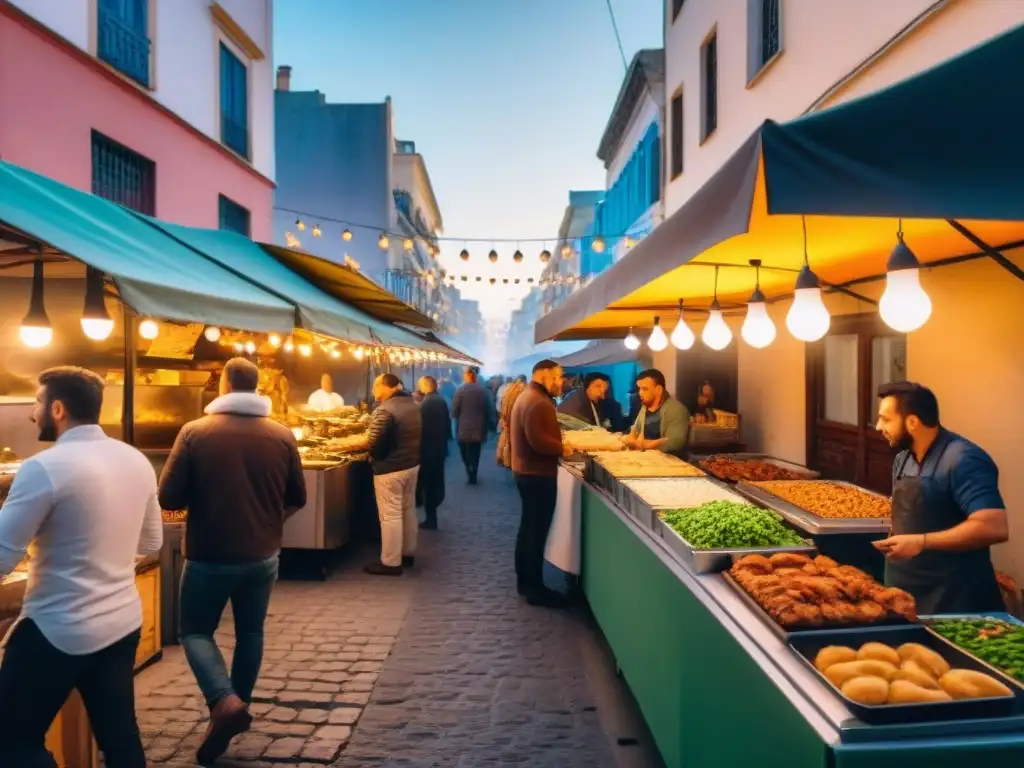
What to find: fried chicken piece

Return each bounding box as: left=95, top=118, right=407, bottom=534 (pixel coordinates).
left=801, top=563, right=822, bottom=576
left=774, top=567, right=805, bottom=577
left=769, top=552, right=812, bottom=569
left=854, top=600, right=886, bottom=623
left=820, top=602, right=845, bottom=623
left=733, top=554, right=773, bottom=574
left=813, top=555, right=840, bottom=570
left=837, top=579, right=872, bottom=602
left=872, top=587, right=918, bottom=621
left=790, top=603, right=824, bottom=627
left=833, top=565, right=871, bottom=583
left=834, top=601, right=859, bottom=623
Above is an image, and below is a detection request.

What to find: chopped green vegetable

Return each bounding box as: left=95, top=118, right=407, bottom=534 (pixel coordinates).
left=931, top=618, right=1024, bottom=682
left=659, top=501, right=805, bottom=549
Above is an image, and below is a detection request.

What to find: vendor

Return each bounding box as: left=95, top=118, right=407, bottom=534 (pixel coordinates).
left=622, top=368, right=690, bottom=458
left=696, top=380, right=716, bottom=423
left=872, top=381, right=1008, bottom=614
left=307, top=373, right=345, bottom=412
left=557, top=372, right=609, bottom=427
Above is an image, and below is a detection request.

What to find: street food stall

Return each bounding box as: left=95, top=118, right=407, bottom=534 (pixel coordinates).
left=537, top=28, right=1024, bottom=768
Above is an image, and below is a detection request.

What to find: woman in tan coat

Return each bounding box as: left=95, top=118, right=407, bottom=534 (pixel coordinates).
left=496, top=376, right=526, bottom=468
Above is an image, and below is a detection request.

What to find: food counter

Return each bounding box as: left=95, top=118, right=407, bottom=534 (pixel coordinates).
left=576, top=475, right=1024, bottom=767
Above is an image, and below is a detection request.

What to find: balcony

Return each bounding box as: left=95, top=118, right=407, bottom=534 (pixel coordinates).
left=221, top=113, right=249, bottom=159
left=97, top=7, right=151, bottom=88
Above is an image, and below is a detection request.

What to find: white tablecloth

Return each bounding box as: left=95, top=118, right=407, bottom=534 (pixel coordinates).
left=545, top=466, right=582, bottom=574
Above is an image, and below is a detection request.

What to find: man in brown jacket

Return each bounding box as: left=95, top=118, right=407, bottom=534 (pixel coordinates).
left=159, top=358, right=306, bottom=764
left=509, top=359, right=571, bottom=607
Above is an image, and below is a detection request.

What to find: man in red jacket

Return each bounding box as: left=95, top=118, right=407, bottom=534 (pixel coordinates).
left=509, top=359, right=572, bottom=607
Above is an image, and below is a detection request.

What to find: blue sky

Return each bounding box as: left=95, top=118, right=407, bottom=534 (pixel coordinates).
left=274, top=0, right=663, bottom=320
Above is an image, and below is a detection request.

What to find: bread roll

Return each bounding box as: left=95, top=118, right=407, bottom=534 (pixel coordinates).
left=825, top=659, right=898, bottom=687
left=938, top=669, right=1013, bottom=700
left=841, top=676, right=889, bottom=705
left=894, top=659, right=940, bottom=690
left=888, top=679, right=953, bottom=704
left=857, top=642, right=901, bottom=667
left=896, top=643, right=951, bottom=679
left=815, top=646, right=857, bottom=672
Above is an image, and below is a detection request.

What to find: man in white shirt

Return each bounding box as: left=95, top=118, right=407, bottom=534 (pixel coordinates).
left=0, top=366, right=163, bottom=767
left=306, top=373, right=345, bottom=412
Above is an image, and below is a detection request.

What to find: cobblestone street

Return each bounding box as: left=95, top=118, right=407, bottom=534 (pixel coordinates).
left=137, top=446, right=658, bottom=767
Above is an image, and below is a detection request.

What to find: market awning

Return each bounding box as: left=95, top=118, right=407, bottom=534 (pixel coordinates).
left=141, top=219, right=381, bottom=345
left=413, top=331, right=480, bottom=365
left=537, top=25, right=1024, bottom=342
left=261, top=243, right=435, bottom=329
left=556, top=340, right=638, bottom=369
left=0, top=161, right=296, bottom=333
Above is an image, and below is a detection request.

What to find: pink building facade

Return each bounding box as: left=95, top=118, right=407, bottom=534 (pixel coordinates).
left=0, top=2, right=273, bottom=239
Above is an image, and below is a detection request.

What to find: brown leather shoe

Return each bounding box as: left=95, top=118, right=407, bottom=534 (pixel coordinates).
left=196, top=693, right=252, bottom=764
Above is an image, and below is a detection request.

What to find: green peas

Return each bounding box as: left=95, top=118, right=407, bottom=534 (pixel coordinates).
left=660, top=501, right=805, bottom=549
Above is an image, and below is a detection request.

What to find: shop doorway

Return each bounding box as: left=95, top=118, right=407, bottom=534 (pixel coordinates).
left=805, top=314, right=907, bottom=494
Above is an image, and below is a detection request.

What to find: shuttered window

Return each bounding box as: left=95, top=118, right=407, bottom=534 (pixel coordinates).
left=218, top=195, right=251, bottom=236
left=701, top=34, right=718, bottom=141
left=91, top=131, right=156, bottom=215
left=670, top=89, right=683, bottom=178
left=220, top=43, right=249, bottom=159
left=97, top=0, right=151, bottom=87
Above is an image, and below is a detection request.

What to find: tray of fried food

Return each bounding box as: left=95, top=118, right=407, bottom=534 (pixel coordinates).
left=724, top=552, right=917, bottom=638
left=699, top=454, right=818, bottom=482
left=791, top=626, right=1020, bottom=723
left=744, top=481, right=891, bottom=519
left=591, top=451, right=705, bottom=478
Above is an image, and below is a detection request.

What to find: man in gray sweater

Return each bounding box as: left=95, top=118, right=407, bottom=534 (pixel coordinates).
left=365, top=374, right=422, bottom=576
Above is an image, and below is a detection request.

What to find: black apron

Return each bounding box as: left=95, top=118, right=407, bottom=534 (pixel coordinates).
left=642, top=409, right=661, bottom=441
left=885, top=443, right=1003, bottom=615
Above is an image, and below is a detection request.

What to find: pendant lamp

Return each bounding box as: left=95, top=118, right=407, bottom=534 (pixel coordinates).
left=879, top=220, right=932, bottom=332
left=740, top=259, right=776, bottom=348
left=786, top=217, right=830, bottom=342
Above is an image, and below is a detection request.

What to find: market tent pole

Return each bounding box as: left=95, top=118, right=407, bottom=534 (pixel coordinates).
left=122, top=308, right=137, bottom=446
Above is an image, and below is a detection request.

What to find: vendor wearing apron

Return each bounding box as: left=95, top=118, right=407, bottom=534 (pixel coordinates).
left=872, top=381, right=1008, bottom=615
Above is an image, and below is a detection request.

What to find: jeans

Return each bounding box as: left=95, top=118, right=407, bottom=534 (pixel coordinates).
left=180, top=554, right=279, bottom=709
left=458, top=441, right=482, bottom=481
left=514, top=473, right=558, bottom=594
left=373, top=466, right=420, bottom=566
left=0, top=619, right=145, bottom=768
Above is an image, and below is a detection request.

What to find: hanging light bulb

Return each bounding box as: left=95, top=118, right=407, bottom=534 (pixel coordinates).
left=592, top=236, right=606, bottom=254
left=460, top=248, right=470, bottom=261
left=880, top=223, right=932, bottom=332
left=461, top=275, right=468, bottom=282
left=786, top=218, right=831, bottom=342
left=80, top=266, right=114, bottom=341
left=268, top=333, right=281, bottom=347
left=489, top=277, right=496, bottom=285
left=283, top=337, right=295, bottom=353
left=353, top=347, right=365, bottom=361
left=540, top=249, right=552, bottom=264
left=475, top=276, right=482, bottom=282
left=233, top=342, right=244, bottom=353
left=488, top=249, right=498, bottom=263
left=701, top=266, right=732, bottom=350
left=295, top=219, right=306, bottom=231
left=670, top=300, right=695, bottom=350
left=378, top=233, right=390, bottom=250
left=560, top=244, right=572, bottom=258
left=299, top=343, right=312, bottom=357
left=512, top=250, right=523, bottom=263
left=244, top=340, right=257, bottom=355
left=514, top=278, right=521, bottom=285
left=139, top=319, right=160, bottom=340
left=741, top=260, right=776, bottom=349
left=527, top=277, right=535, bottom=284
left=342, top=229, right=353, bottom=242
left=624, top=328, right=641, bottom=351
left=331, top=348, right=341, bottom=359
left=20, top=258, right=53, bottom=348
left=625, top=236, right=635, bottom=250
left=647, top=316, right=668, bottom=351
left=312, top=225, right=322, bottom=238
left=403, top=238, right=414, bottom=252
left=204, top=326, right=222, bottom=343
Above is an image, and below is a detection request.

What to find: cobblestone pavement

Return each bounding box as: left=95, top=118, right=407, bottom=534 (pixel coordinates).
left=137, top=445, right=654, bottom=767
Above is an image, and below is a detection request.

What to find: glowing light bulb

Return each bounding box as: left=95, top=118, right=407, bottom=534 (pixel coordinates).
left=19, top=325, right=53, bottom=348
left=233, top=342, right=244, bottom=353
left=624, top=329, right=641, bottom=351
left=244, top=340, right=257, bottom=355
left=879, top=269, right=931, bottom=332
left=268, top=334, right=281, bottom=347
left=204, top=326, right=222, bottom=343
left=139, top=319, right=159, bottom=340
left=81, top=317, right=114, bottom=342
left=354, top=348, right=365, bottom=361
left=670, top=317, right=695, bottom=350
left=283, top=338, right=295, bottom=353
left=342, top=229, right=353, bottom=242
left=299, top=343, right=312, bottom=357
left=331, top=349, right=341, bottom=359
left=741, top=292, right=776, bottom=349
left=701, top=304, right=733, bottom=350
left=786, top=288, right=830, bottom=342
left=378, top=233, right=390, bottom=250
left=647, top=317, right=668, bottom=352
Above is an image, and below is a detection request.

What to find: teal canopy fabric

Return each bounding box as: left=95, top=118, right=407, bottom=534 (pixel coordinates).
left=762, top=24, right=1024, bottom=220
left=142, top=219, right=381, bottom=345
left=0, top=161, right=295, bottom=332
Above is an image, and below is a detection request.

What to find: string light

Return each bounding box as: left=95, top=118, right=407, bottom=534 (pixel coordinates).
left=460, top=248, right=470, bottom=261
left=299, top=343, right=312, bottom=357
left=139, top=319, right=160, bottom=340
left=513, top=250, right=523, bottom=263
left=647, top=316, right=668, bottom=351
left=488, top=250, right=498, bottom=263
left=701, top=267, right=732, bottom=350
left=204, top=326, right=222, bottom=343
left=244, top=340, right=257, bottom=355
left=670, top=300, right=695, bottom=350
left=312, top=225, right=322, bottom=237
left=269, top=334, right=281, bottom=347
left=283, top=337, right=295, bottom=353
left=342, top=229, right=353, bottom=242
left=741, top=259, right=776, bottom=349
left=880, top=220, right=932, bottom=332
left=540, top=250, right=551, bottom=264
left=624, top=328, right=641, bottom=351
left=592, top=237, right=606, bottom=254
left=285, top=232, right=301, bottom=248
left=786, top=217, right=831, bottom=342
left=378, top=233, right=389, bottom=250
left=295, top=219, right=305, bottom=231
left=560, top=244, right=572, bottom=258
left=403, top=238, right=414, bottom=252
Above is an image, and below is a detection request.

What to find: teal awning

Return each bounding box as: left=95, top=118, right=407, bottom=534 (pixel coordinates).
left=0, top=161, right=295, bottom=332
left=762, top=24, right=1024, bottom=220
left=141, top=219, right=381, bottom=345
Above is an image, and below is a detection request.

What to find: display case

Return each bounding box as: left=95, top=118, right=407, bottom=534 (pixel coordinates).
left=99, top=370, right=210, bottom=450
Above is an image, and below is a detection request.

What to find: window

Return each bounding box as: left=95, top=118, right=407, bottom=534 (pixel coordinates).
left=220, top=43, right=249, bottom=159
left=671, top=0, right=686, bottom=22
left=670, top=89, right=683, bottom=178
left=91, top=131, right=156, bottom=215
left=97, top=0, right=151, bottom=87
left=218, top=195, right=251, bottom=237
left=747, top=0, right=782, bottom=81
left=823, top=334, right=858, bottom=426
left=701, top=33, right=718, bottom=141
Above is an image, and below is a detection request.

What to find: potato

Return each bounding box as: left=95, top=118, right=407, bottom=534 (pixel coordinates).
left=825, top=660, right=898, bottom=687
left=858, top=642, right=901, bottom=667
left=897, top=643, right=951, bottom=679
left=894, top=659, right=941, bottom=690
left=815, top=646, right=857, bottom=672
left=939, top=669, right=1014, bottom=700
left=841, top=676, right=889, bottom=705
left=888, top=679, right=953, bottom=704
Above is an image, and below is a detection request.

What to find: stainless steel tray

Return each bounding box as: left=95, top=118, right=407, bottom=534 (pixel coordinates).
left=695, top=453, right=821, bottom=481
left=919, top=615, right=1024, bottom=692
left=655, top=518, right=816, bottom=574
left=735, top=480, right=891, bottom=535
left=619, top=477, right=743, bottom=530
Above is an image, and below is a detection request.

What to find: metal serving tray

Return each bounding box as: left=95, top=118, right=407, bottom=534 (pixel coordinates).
left=735, top=480, right=891, bottom=535
left=919, top=614, right=1024, bottom=692
left=789, top=625, right=1023, bottom=724
left=655, top=517, right=816, bottom=574
left=619, top=477, right=744, bottom=529
left=695, top=453, right=821, bottom=481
